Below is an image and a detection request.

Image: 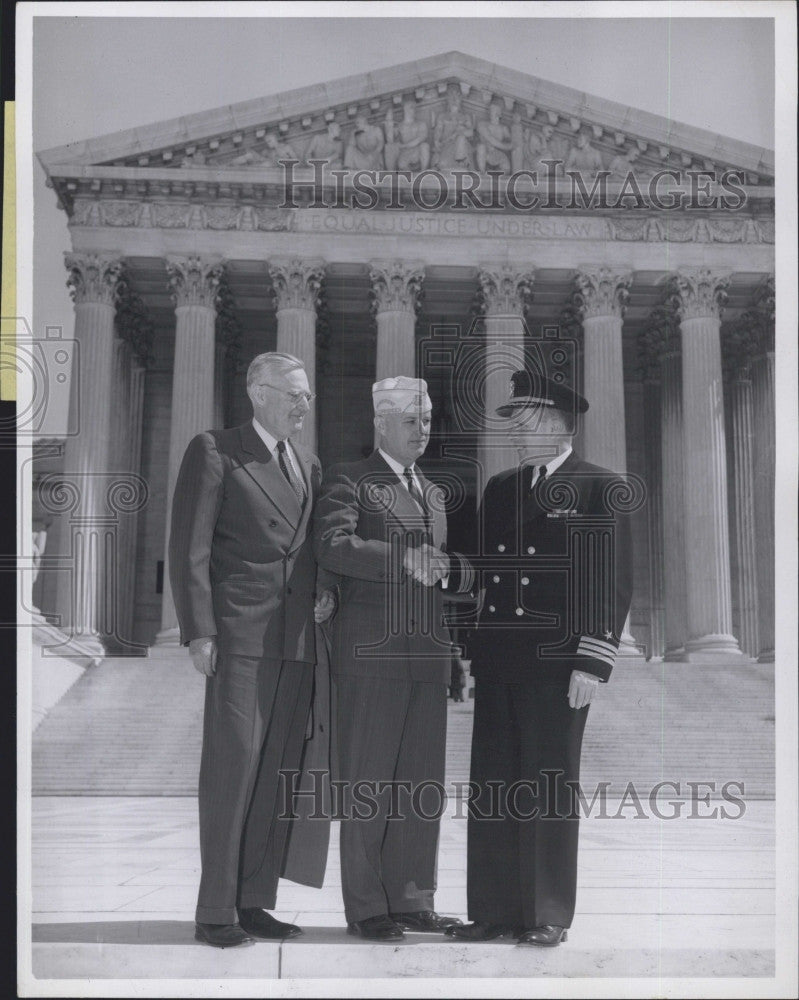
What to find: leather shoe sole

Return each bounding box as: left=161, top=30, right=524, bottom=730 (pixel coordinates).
left=390, top=911, right=463, bottom=932
left=517, top=926, right=568, bottom=947
left=194, top=922, right=255, bottom=948
left=238, top=909, right=303, bottom=940
left=347, top=916, right=405, bottom=941
left=445, top=922, right=519, bottom=942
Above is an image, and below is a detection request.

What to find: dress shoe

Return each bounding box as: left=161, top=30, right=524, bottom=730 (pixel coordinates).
left=445, top=921, right=519, bottom=942
left=517, top=924, right=568, bottom=947
left=238, top=907, right=303, bottom=940
left=391, top=910, right=463, bottom=933
left=194, top=922, right=255, bottom=948
left=347, top=914, right=405, bottom=941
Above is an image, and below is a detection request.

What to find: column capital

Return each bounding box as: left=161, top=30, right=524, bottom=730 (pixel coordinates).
left=268, top=257, right=326, bottom=312
left=475, top=263, right=534, bottom=317
left=65, top=252, right=124, bottom=306
left=574, top=266, right=632, bottom=319
left=671, top=267, right=731, bottom=321
left=166, top=254, right=225, bottom=309
left=369, top=260, right=425, bottom=315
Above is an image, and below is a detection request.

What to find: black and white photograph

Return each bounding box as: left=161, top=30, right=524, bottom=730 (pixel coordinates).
left=14, top=2, right=797, bottom=996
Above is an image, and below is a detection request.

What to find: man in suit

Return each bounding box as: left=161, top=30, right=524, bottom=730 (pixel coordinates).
left=169, top=351, right=336, bottom=948
left=313, top=376, right=474, bottom=941
left=447, top=370, right=634, bottom=947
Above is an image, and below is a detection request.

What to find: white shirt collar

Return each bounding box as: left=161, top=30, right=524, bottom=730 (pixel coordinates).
left=530, top=445, right=573, bottom=482
left=378, top=448, right=419, bottom=484
left=252, top=418, right=299, bottom=471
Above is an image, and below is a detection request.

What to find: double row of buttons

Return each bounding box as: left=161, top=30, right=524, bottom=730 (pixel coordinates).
left=495, top=544, right=536, bottom=554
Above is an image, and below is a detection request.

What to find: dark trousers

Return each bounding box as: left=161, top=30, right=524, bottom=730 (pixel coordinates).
left=467, top=674, right=589, bottom=929
left=195, top=653, right=314, bottom=924
left=336, top=674, right=447, bottom=923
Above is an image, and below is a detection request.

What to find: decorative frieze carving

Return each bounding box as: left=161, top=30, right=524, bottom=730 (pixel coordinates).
left=475, top=264, right=534, bottom=317
left=573, top=266, right=632, bottom=319
left=66, top=197, right=773, bottom=244
left=65, top=252, right=124, bottom=306
left=165, top=255, right=225, bottom=310
left=268, top=258, right=326, bottom=312
left=671, top=267, right=731, bottom=321
left=369, top=260, right=425, bottom=315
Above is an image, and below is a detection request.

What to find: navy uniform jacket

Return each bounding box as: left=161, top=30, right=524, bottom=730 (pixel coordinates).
left=467, top=451, right=634, bottom=684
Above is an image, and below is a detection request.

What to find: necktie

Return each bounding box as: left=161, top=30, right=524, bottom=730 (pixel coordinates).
left=277, top=440, right=306, bottom=505
left=531, top=464, right=548, bottom=492
left=404, top=467, right=429, bottom=524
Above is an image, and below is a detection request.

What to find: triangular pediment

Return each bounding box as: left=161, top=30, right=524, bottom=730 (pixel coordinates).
left=38, top=51, right=773, bottom=189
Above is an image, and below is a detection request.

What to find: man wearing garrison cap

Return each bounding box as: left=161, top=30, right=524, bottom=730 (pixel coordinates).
left=447, top=369, right=634, bottom=948
left=313, top=376, right=474, bottom=941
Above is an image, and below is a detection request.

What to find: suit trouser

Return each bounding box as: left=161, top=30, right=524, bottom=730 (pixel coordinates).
left=195, top=653, right=314, bottom=924
left=336, top=674, right=447, bottom=923
left=466, top=673, right=589, bottom=929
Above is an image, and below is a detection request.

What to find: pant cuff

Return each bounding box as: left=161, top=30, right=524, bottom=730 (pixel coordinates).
left=237, top=894, right=278, bottom=911
left=195, top=905, right=239, bottom=925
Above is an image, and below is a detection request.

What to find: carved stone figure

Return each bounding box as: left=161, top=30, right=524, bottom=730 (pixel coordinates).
left=384, top=99, right=430, bottom=172
left=608, top=146, right=642, bottom=178
left=181, top=149, right=207, bottom=168
left=230, top=132, right=298, bottom=168
left=344, top=113, right=385, bottom=170
left=304, top=121, right=344, bottom=168
left=32, top=529, right=47, bottom=586
left=432, top=85, right=474, bottom=169
left=520, top=122, right=560, bottom=176
left=475, top=100, right=516, bottom=174
left=565, top=129, right=605, bottom=176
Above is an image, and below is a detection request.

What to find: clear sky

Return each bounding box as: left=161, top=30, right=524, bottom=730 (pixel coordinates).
left=28, top=10, right=776, bottom=431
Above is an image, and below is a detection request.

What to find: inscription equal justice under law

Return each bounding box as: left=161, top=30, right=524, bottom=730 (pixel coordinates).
left=300, top=210, right=604, bottom=239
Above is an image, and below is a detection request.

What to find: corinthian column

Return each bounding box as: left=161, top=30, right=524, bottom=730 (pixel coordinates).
left=55, top=251, right=124, bottom=652
left=574, top=267, right=632, bottom=471
left=673, top=268, right=741, bottom=660
left=728, top=371, right=760, bottom=657
left=475, top=263, right=534, bottom=490
left=370, top=259, right=425, bottom=380
left=156, top=254, right=224, bottom=645
left=749, top=275, right=775, bottom=662
left=658, top=326, right=689, bottom=659
left=268, top=257, right=326, bottom=451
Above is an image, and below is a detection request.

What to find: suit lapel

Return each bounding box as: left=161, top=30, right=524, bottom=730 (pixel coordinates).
left=289, top=440, right=317, bottom=551
left=367, top=451, right=430, bottom=532
left=236, top=422, right=302, bottom=529
left=417, top=470, right=446, bottom=547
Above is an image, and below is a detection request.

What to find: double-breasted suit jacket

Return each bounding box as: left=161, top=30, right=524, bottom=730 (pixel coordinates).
left=169, top=421, right=321, bottom=661
left=168, top=420, right=331, bottom=923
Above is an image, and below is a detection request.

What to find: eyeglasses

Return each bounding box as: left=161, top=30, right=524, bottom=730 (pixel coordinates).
left=258, top=383, right=316, bottom=405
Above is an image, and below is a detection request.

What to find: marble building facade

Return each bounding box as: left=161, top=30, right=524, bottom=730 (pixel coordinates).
left=32, top=52, right=775, bottom=663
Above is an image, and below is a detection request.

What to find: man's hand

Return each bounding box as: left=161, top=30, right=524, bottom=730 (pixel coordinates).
left=314, top=588, right=337, bottom=624
left=189, top=636, right=217, bottom=677
left=404, top=543, right=450, bottom=587
left=568, top=669, right=600, bottom=709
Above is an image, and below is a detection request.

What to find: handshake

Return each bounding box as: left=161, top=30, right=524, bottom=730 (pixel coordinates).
left=403, top=543, right=450, bottom=587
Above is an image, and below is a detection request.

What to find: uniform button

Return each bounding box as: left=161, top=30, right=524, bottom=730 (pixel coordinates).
left=498, top=544, right=506, bottom=552
left=515, top=607, right=524, bottom=616
left=269, top=519, right=278, bottom=527
left=521, top=577, right=529, bottom=586
left=527, top=546, right=536, bottom=554
left=488, top=605, right=496, bottom=613
left=492, top=575, right=500, bottom=583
